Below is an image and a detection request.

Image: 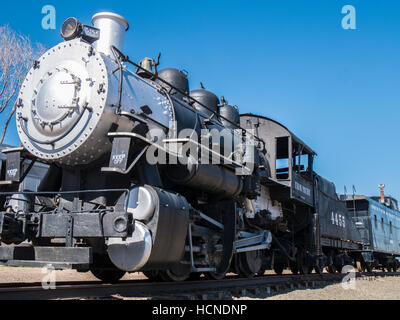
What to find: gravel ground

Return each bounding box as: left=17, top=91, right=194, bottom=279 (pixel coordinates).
left=235, top=277, right=400, bottom=300
left=0, top=266, right=147, bottom=283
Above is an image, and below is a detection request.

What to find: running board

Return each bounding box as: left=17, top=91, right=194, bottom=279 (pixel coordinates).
left=1, top=260, right=89, bottom=270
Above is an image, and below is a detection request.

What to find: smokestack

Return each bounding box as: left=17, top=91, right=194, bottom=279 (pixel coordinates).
left=92, top=12, right=129, bottom=57
left=379, top=184, right=385, bottom=204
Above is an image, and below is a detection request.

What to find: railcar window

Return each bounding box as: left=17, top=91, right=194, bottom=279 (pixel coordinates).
left=381, top=217, right=384, bottom=231
left=276, top=137, right=289, bottom=180
left=393, top=200, right=398, bottom=211
left=374, top=215, right=377, bottom=228
left=390, top=221, right=393, bottom=234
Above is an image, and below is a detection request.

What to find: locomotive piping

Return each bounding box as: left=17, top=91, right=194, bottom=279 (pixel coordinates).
left=110, top=46, right=124, bottom=114
left=110, top=46, right=263, bottom=144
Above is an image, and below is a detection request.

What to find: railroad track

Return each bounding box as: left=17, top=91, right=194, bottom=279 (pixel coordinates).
left=0, top=272, right=398, bottom=300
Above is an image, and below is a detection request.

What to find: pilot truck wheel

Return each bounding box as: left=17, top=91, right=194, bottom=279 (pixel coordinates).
left=90, top=254, right=126, bottom=283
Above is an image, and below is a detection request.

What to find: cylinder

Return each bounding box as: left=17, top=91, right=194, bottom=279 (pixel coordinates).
left=127, top=186, right=156, bottom=222
left=92, top=12, right=129, bottom=57
left=107, top=221, right=153, bottom=272
left=108, top=186, right=191, bottom=271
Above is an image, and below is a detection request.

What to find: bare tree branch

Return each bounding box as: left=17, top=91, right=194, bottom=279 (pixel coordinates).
left=0, top=101, right=17, bottom=144
left=0, top=25, right=45, bottom=144
left=0, top=79, right=19, bottom=113
left=0, top=68, right=10, bottom=97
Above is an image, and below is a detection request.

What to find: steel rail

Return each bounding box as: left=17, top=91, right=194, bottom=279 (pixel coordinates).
left=0, top=272, right=398, bottom=300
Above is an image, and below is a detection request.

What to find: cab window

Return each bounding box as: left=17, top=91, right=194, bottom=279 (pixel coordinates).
left=276, top=137, right=289, bottom=180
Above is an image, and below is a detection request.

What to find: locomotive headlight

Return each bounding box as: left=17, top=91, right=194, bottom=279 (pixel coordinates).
left=61, top=17, right=82, bottom=41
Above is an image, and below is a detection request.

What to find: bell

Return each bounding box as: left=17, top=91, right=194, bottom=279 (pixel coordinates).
left=137, top=57, right=154, bottom=78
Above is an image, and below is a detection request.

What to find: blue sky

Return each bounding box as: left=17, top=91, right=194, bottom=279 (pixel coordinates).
left=0, top=0, right=399, bottom=200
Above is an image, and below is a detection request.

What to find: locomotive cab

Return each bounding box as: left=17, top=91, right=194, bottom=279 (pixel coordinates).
left=240, top=114, right=315, bottom=207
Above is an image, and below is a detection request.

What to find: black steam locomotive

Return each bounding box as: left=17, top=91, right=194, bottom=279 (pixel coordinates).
left=0, top=12, right=398, bottom=283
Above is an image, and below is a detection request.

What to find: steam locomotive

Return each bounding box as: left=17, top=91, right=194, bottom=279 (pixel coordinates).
left=0, top=12, right=398, bottom=283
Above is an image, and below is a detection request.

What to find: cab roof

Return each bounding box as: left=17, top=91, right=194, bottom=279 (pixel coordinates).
left=240, top=113, right=317, bottom=155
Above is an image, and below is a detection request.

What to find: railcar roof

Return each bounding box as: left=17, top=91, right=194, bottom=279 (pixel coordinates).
left=341, top=194, right=399, bottom=212
left=240, top=113, right=317, bottom=155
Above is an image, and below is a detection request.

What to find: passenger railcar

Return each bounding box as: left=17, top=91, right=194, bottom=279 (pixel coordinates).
left=344, top=194, right=400, bottom=271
